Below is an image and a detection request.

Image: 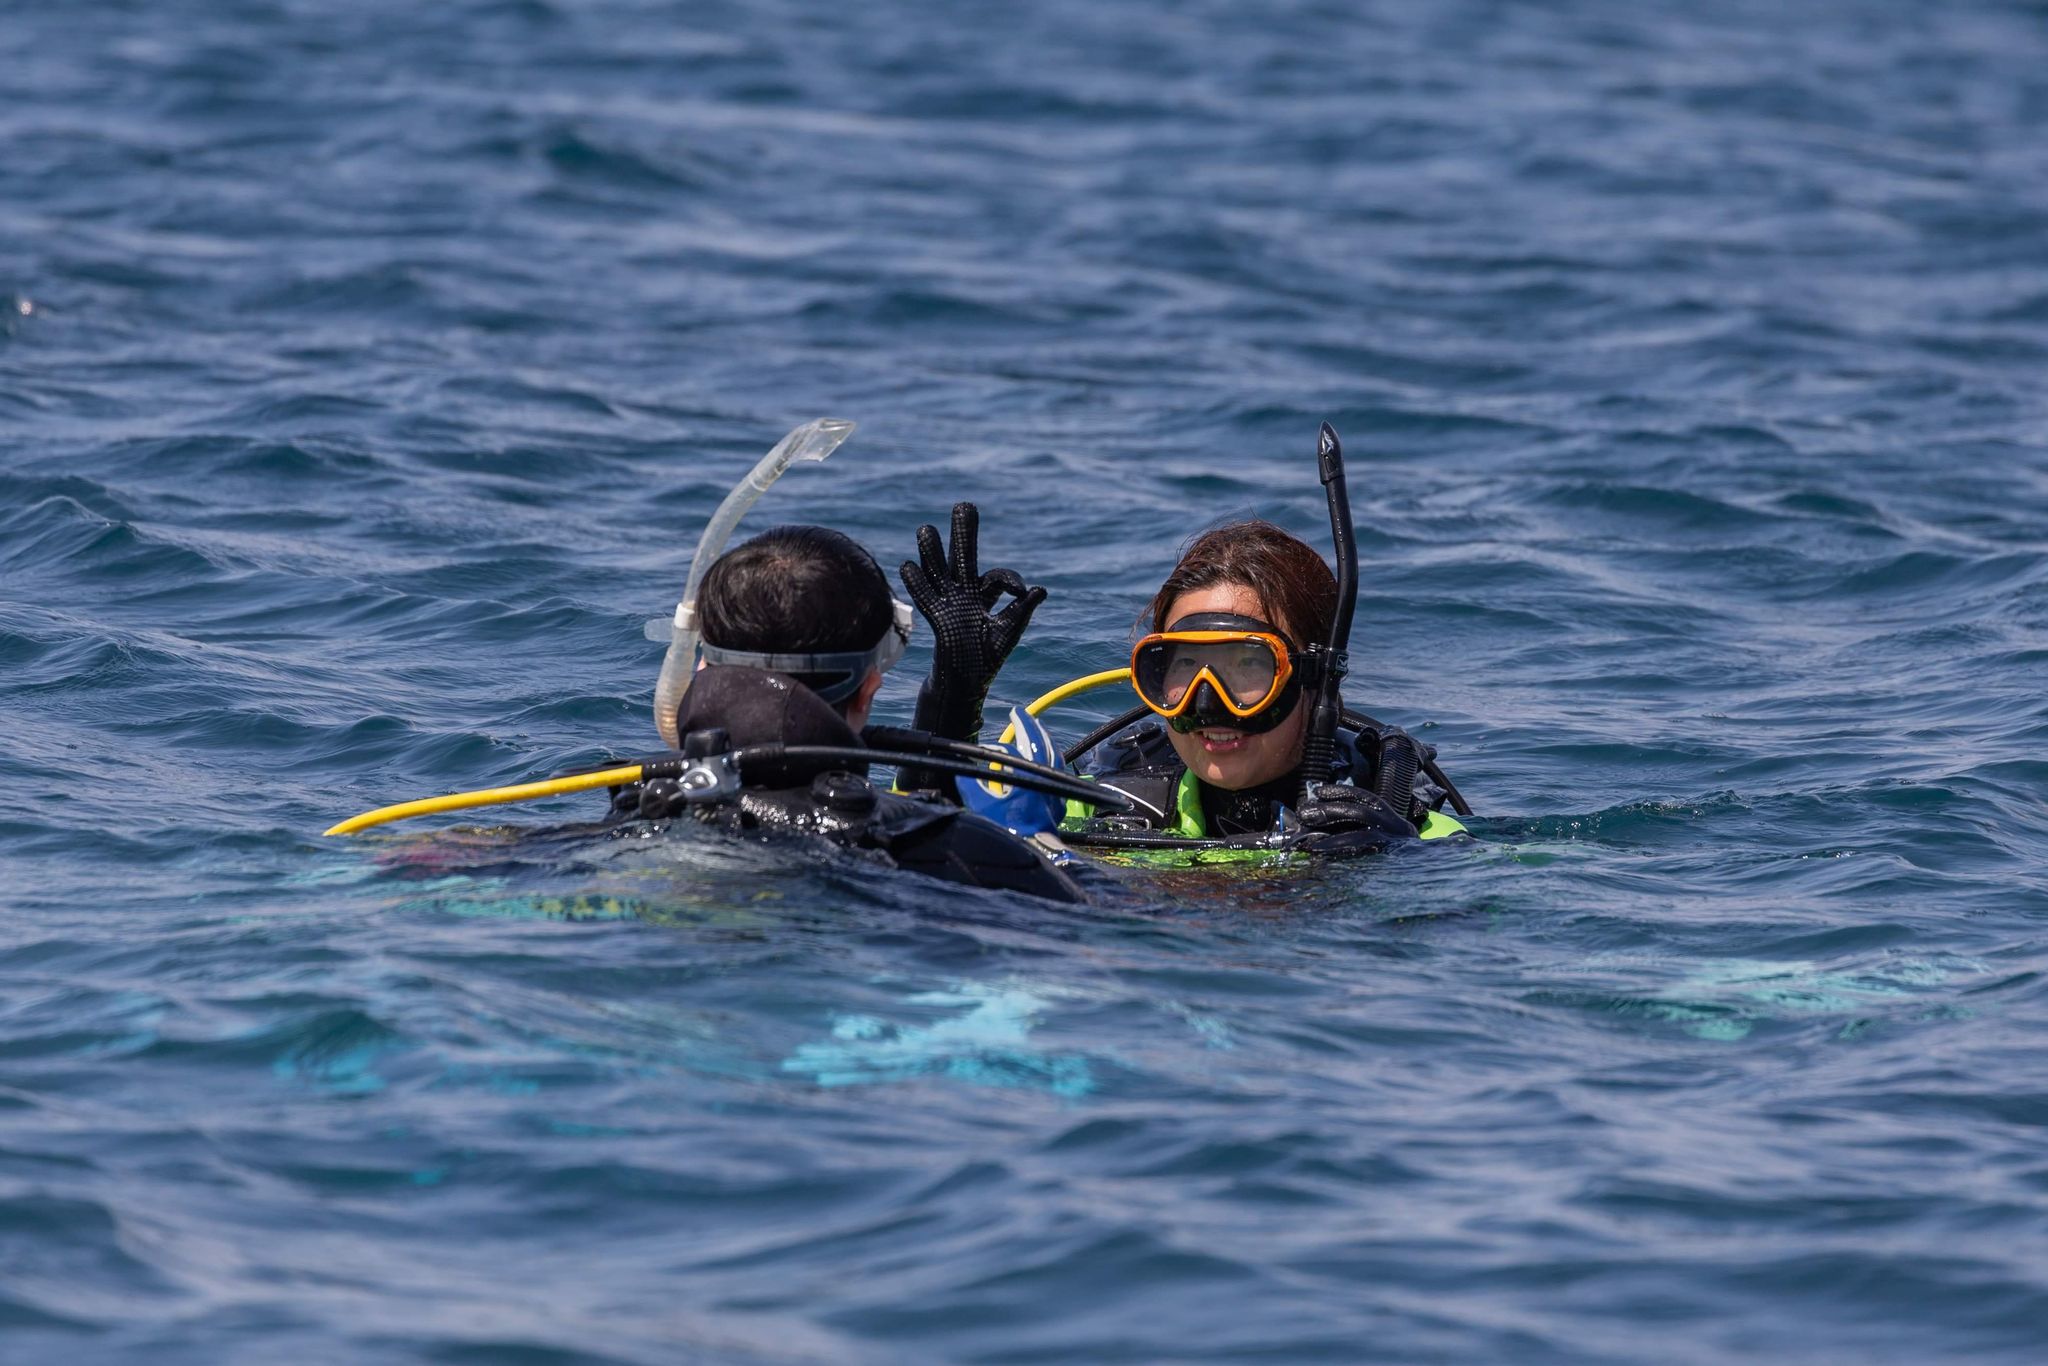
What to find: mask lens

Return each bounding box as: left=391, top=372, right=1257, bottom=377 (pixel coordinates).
left=1214, top=639, right=1278, bottom=706
left=1160, top=648, right=1203, bottom=705
left=1132, top=633, right=1284, bottom=716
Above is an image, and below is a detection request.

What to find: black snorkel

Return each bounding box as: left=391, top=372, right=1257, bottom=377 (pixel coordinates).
left=1297, top=421, right=1358, bottom=806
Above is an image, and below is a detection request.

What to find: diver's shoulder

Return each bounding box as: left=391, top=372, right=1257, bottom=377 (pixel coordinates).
left=1417, top=809, right=1470, bottom=840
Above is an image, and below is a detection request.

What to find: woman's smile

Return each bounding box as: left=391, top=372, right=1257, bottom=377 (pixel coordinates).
left=1193, top=727, right=1249, bottom=753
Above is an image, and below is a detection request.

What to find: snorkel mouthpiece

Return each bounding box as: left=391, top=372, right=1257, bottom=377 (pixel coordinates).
left=647, top=418, right=855, bottom=747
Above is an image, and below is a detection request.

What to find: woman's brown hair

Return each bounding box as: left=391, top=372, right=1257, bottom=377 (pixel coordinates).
left=1145, top=519, right=1336, bottom=648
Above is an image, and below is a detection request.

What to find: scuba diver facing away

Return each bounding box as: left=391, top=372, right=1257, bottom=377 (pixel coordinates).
left=1056, top=518, right=1468, bottom=855
left=321, top=420, right=1122, bottom=888
left=602, top=522, right=1094, bottom=902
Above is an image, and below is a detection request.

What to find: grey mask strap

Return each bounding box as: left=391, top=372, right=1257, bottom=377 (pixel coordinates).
left=695, top=600, right=912, bottom=705
left=696, top=643, right=878, bottom=703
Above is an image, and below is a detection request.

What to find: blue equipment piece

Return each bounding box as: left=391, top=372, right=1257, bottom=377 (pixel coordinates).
left=956, top=708, right=1065, bottom=838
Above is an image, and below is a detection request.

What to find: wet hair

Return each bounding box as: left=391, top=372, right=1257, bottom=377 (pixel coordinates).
left=699, top=525, right=893, bottom=698
left=1145, top=519, right=1336, bottom=649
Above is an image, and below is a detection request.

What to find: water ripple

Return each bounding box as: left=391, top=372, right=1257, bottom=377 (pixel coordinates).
left=5, top=0, right=2048, bottom=1361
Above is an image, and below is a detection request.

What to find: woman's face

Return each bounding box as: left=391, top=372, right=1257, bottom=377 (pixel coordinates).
left=1158, top=583, right=1309, bottom=791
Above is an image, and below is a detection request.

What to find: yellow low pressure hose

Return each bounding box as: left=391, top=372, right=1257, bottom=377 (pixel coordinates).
left=997, top=668, right=1134, bottom=746
left=332, top=669, right=1138, bottom=837
left=324, top=764, right=646, bottom=837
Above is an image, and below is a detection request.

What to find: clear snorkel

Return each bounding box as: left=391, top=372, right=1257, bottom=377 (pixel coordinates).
left=644, top=418, right=856, bottom=747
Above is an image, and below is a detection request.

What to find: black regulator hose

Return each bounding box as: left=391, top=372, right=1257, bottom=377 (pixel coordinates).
left=729, top=744, right=1128, bottom=812
left=1060, top=704, right=1152, bottom=766
left=580, top=730, right=1130, bottom=813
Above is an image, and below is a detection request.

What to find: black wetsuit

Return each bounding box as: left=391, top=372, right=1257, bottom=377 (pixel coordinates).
left=604, top=666, right=1087, bottom=904
left=1068, top=718, right=1459, bottom=852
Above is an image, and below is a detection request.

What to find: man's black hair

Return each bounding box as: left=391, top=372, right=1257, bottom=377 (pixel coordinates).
left=698, top=525, right=894, bottom=701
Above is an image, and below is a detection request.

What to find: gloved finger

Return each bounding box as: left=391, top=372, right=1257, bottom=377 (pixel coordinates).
left=1301, top=786, right=1375, bottom=818
left=977, top=566, right=1029, bottom=611
left=947, top=502, right=979, bottom=585
left=990, top=584, right=1048, bottom=654
left=914, top=523, right=949, bottom=583
left=898, top=558, right=942, bottom=618
left=1302, top=796, right=1369, bottom=822
left=1302, top=807, right=1373, bottom=833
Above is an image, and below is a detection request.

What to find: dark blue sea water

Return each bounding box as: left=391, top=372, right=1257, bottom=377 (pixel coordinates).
left=6, top=1, right=2048, bottom=1360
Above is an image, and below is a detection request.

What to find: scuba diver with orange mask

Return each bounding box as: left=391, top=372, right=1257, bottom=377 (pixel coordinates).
left=1059, top=516, right=1470, bottom=855
left=944, top=424, right=1472, bottom=860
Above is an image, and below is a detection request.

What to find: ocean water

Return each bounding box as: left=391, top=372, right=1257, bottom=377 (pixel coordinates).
left=5, top=0, right=2048, bottom=1360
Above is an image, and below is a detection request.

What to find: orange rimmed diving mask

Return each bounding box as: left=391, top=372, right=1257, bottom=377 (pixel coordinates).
left=1130, top=612, right=1301, bottom=734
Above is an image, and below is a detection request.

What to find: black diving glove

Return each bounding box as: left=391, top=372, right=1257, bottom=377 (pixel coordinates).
left=895, top=502, right=1047, bottom=799
left=899, top=501, right=1048, bottom=745
left=1295, top=782, right=1418, bottom=850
